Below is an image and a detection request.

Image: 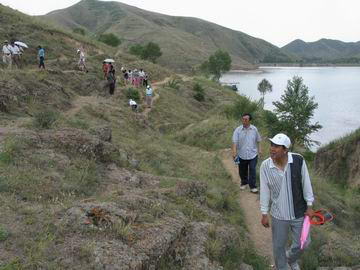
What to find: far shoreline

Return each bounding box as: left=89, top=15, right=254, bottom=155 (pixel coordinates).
left=229, top=63, right=360, bottom=73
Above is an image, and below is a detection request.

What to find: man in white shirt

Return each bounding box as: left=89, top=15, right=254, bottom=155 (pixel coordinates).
left=2, top=40, right=12, bottom=68
left=232, top=113, right=262, bottom=193
left=260, top=133, right=315, bottom=270
left=129, top=99, right=138, bottom=111
left=77, top=46, right=88, bottom=72
left=9, top=41, right=21, bottom=68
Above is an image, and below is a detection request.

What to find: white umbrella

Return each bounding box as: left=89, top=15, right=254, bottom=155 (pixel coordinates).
left=15, top=41, right=28, bottom=48
left=104, top=58, right=115, bottom=63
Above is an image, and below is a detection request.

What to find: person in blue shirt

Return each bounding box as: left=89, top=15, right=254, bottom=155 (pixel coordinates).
left=145, top=85, right=153, bottom=108
left=38, top=46, right=45, bottom=69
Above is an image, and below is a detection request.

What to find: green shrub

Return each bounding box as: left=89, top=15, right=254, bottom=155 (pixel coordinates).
left=0, top=225, right=9, bottom=241
left=0, top=259, right=22, bottom=270
left=98, top=33, right=121, bottom=47
left=63, top=159, right=99, bottom=196
left=128, top=42, right=162, bottom=63
left=193, top=83, right=205, bottom=102
left=0, top=137, right=23, bottom=165
left=224, top=95, right=259, bottom=120
left=262, top=110, right=284, bottom=137
left=112, top=220, right=133, bottom=241
left=126, top=88, right=140, bottom=102
left=33, top=110, right=59, bottom=129
left=166, top=79, right=181, bottom=90
left=129, top=44, right=144, bottom=56
left=72, top=27, right=86, bottom=36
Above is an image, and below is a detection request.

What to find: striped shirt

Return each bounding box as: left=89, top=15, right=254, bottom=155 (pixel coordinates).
left=260, top=152, right=314, bottom=220
left=232, top=124, right=261, bottom=160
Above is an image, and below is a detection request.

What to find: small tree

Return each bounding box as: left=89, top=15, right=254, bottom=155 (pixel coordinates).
left=129, top=42, right=162, bottom=63
left=201, top=50, right=231, bottom=81
left=129, top=44, right=144, bottom=57
left=73, top=27, right=86, bottom=36
left=193, top=83, right=205, bottom=102
left=257, top=78, right=273, bottom=108
left=98, top=33, right=121, bottom=47
left=273, top=76, right=322, bottom=149
left=141, top=42, right=162, bottom=63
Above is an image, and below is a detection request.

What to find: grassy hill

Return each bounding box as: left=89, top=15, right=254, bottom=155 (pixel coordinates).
left=0, top=3, right=359, bottom=269
left=315, top=128, right=360, bottom=187
left=0, top=4, right=268, bottom=269
left=41, top=0, right=292, bottom=71
left=282, top=38, right=360, bottom=64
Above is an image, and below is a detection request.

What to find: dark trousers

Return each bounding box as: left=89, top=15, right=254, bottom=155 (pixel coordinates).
left=109, top=81, right=115, bottom=95
left=39, top=56, right=45, bottom=69
left=238, top=156, right=258, bottom=188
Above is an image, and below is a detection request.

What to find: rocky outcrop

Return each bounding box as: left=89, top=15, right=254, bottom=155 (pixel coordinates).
left=182, top=222, right=223, bottom=270
left=40, top=128, right=120, bottom=163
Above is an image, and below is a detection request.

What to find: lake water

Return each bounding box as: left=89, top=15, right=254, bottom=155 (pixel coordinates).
left=220, top=67, right=360, bottom=150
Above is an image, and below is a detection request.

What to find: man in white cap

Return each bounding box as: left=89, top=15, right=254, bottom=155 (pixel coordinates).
left=2, top=40, right=12, bottom=68
left=260, top=133, right=315, bottom=270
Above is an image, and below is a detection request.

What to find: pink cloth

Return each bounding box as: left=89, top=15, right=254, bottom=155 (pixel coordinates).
left=300, top=216, right=311, bottom=250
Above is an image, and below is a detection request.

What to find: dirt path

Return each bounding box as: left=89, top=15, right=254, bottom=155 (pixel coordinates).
left=221, top=149, right=273, bottom=264
left=142, top=77, right=172, bottom=117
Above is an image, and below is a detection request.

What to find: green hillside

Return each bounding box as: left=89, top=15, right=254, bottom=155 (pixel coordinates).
left=1, top=3, right=359, bottom=269
left=282, top=38, right=360, bottom=64
left=42, top=0, right=292, bottom=71
left=0, top=4, right=266, bottom=269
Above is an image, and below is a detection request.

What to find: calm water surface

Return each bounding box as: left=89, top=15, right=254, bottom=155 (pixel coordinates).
left=220, top=67, right=360, bottom=149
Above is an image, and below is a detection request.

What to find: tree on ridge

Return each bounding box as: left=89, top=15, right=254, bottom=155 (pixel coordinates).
left=273, top=76, right=322, bottom=149
left=257, top=78, right=272, bottom=108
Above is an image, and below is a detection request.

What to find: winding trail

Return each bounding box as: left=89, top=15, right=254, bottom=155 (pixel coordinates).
left=142, top=77, right=172, bottom=117
left=221, top=149, right=274, bottom=265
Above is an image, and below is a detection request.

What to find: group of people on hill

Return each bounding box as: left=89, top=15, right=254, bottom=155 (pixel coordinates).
left=3, top=38, right=154, bottom=111
left=232, top=113, right=315, bottom=270
left=121, top=68, right=149, bottom=87
left=129, top=84, right=153, bottom=111
left=1, top=39, right=48, bottom=70
left=2, top=39, right=89, bottom=72
left=102, top=61, right=154, bottom=110
left=2, top=40, right=24, bottom=69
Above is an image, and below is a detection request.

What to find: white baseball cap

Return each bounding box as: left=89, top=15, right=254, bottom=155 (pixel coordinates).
left=269, top=133, right=291, bottom=148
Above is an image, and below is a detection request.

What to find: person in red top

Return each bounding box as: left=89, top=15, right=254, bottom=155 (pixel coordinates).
left=102, top=61, right=109, bottom=79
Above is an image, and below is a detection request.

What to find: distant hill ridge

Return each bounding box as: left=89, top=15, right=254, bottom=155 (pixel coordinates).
left=42, top=0, right=292, bottom=71
left=282, top=38, right=360, bottom=63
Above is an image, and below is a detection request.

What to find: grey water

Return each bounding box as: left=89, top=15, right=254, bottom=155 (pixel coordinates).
left=220, top=67, right=360, bottom=150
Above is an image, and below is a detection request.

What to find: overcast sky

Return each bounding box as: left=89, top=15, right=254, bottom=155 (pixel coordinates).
left=1, top=0, right=359, bottom=47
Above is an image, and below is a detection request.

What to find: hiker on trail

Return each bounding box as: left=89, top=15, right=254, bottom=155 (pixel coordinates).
left=260, top=133, right=315, bottom=270
left=129, top=99, right=137, bottom=111
left=2, top=40, right=12, bottom=69
left=77, top=46, right=88, bottom=72
left=231, top=113, right=262, bottom=193
left=133, top=69, right=140, bottom=87
left=9, top=41, right=21, bottom=68
left=122, top=68, right=129, bottom=85
left=145, top=85, right=153, bottom=108
left=102, top=61, right=109, bottom=79
left=139, top=68, right=145, bottom=86
left=38, top=46, right=45, bottom=69
left=106, top=63, right=116, bottom=95
left=143, top=72, right=149, bottom=87
left=128, top=70, right=133, bottom=85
